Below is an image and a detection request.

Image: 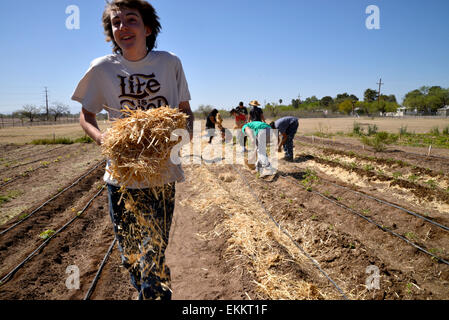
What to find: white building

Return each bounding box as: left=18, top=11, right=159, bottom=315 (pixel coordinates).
left=437, top=105, right=449, bottom=117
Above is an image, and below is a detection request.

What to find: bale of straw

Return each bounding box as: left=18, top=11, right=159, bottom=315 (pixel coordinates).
left=101, top=106, right=187, bottom=187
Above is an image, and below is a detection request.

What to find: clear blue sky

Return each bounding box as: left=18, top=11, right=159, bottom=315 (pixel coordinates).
left=1, top=0, right=448, bottom=114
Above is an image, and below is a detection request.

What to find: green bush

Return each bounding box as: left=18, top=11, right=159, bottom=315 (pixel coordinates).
left=74, top=136, right=94, bottom=143
left=399, top=125, right=409, bottom=137
left=443, top=126, right=449, bottom=136
left=31, top=136, right=93, bottom=145
left=429, top=126, right=440, bottom=136
left=361, top=131, right=398, bottom=152
left=367, top=124, right=378, bottom=136
left=31, top=138, right=73, bottom=145
left=353, top=122, right=363, bottom=135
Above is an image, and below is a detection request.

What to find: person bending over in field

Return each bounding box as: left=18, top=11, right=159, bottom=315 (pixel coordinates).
left=72, top=0, right=193, bottom=300
left=242, top=121, right=276, bottom=177
left=270, top=116, right=298, bottom=162
left=205, top=109, right=225, bottom=143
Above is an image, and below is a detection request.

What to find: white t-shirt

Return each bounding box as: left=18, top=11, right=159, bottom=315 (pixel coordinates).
left=71, top=50, right=191, bottom=188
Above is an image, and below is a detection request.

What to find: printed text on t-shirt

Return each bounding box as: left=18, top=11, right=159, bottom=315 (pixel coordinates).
left=118, top=73, right=169, bottom=110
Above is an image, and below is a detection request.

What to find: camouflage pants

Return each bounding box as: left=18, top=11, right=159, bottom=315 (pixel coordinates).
left=107, top=183, right=176, bottom=300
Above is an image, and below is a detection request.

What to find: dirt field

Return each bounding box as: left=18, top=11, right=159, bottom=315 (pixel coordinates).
left=0, top=123, right=110, bottom=144
left=0, top=119, right=448, bottom=300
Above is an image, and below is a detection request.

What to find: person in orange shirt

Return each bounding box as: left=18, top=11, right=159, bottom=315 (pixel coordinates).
left=230, top=102, right=248, bottom=152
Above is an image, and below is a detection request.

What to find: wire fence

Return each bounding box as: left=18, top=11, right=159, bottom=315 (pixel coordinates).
left=0, top=116, right=80, bottom=128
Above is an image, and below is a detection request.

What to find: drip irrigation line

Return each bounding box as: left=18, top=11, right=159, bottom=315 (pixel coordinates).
left=289, top=139, right=449, bottom=231
left=229, top=164, right=350, bottom=300
left=284, top=176, right=449, bottom=266
left=297, top=135, right=449, bottom=162
left=0, top=146, right=66, bottom=172
left=325, top=180, right=449, bottom=232
left=84, top=238, right=116, bottom=300
left=0, top=153, right=62, bottom=173
left=0, top=159, right=106, bottom=236
left=2, top=145, right=63, bottom=164
left=0, top=184, right=106, bottom=286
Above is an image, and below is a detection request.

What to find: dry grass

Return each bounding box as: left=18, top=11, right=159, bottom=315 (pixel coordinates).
left=184, top=164, right=342, bottom=300
left=101, top=106, right=187, bottom=188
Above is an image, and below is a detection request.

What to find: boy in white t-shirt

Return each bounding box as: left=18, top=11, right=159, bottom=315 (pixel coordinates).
left=71, top=0, right=194, bottom=300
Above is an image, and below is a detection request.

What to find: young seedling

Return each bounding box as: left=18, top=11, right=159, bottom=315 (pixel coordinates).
left=362, top=209, right=371, bottom=216
left=19, top=213, right=29, bottom=220
left=39, top=229, right=56, bottom=240
left=406, top=283, right=413, bottom=294
left=405, top=232, right=416, bottom=240
left=425, top=179, right=437, bottom=189
left=392, top=172, right=402, bottom=179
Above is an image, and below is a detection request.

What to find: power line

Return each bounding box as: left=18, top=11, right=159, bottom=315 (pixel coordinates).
left=377, top=77, right=384, bottom=111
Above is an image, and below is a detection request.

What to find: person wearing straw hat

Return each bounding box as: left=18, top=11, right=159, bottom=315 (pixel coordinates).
left=72, top=0, right=193, bottom=300
left=249, top=100, right=265, bottom=123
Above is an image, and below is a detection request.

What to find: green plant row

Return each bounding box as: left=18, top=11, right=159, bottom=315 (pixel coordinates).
left=31, top=136, right=93, bottom=145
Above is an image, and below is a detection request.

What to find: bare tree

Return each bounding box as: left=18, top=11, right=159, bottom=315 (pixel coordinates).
left=49, top=102, right=70, bottom=121
left=18, top=104, right=41, bottom=122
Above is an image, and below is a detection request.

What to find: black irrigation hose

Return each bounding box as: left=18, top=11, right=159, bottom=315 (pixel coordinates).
left=0, top=184, right=106, bottom=286
left=0, top=150, right=102, bottom=190
left=289, top=145, right=449, bottom=232
left=0, top=153, right=61, bottom=173
left=325, top=180, right=449, bottom=233
left=0, top=159, right=106, bottom=236
left=1, top=145, right=61, bottom=164
left=229, top=164, right=350, bottom=300
left=284, top=176, right=449, bottom=266
left=297, top=135, right=449, bottom=162
left=84, top=238, right=116, bottom=300
left=0, top=146, right=66, bottom=172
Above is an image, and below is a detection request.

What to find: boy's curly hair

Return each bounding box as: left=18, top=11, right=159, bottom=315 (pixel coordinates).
left=102, top=0, right=161, bottom=54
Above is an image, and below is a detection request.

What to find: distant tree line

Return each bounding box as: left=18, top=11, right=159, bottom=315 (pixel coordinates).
left=402, top=86, right=449, bottom=113
left=0, top=103, right=72, bottom=122
left=1, top=103, right=109, bottom=123
left=271, top=85, right=449, bottom=117
left=170, top=85, right=449, bottom=119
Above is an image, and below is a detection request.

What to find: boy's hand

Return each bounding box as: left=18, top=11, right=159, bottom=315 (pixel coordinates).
left=96, top=131, right=107, bottom=146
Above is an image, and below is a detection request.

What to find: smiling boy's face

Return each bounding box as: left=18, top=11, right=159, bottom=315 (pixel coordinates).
left=110, top=7, right=151, bottom=61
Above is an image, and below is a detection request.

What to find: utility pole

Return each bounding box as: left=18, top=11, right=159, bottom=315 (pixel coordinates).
left=44, top=87, right=49, bottom=121
left=377, top=78, right=384, bottom=114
